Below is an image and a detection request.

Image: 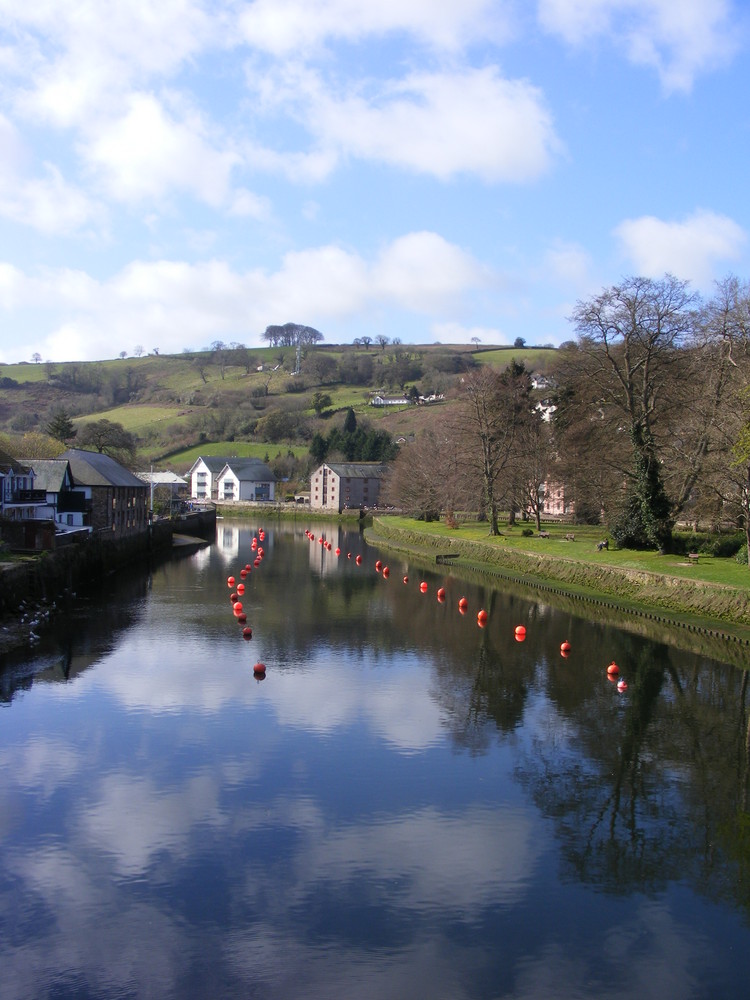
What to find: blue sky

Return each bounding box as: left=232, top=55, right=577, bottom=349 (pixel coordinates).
left=0, top=0, right=748, bottom=363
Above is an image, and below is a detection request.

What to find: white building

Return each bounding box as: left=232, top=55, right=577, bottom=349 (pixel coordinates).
left=187, top=456, right=228, bottom=501
left=216, top=458, right=275, bottom=502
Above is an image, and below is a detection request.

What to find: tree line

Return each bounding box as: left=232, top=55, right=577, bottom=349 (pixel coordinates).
left=383, top=274, right=750, bottom=559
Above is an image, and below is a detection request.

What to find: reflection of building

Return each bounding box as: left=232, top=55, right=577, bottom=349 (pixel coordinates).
left=310, top=462, right=387, bottom=512
left=216, top=524, right=240, bottom=560
left=216, top=458, right=275, bottom=502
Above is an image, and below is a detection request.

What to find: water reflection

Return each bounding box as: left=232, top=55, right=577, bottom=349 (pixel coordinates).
left=1, top=518, right=749, bottom=999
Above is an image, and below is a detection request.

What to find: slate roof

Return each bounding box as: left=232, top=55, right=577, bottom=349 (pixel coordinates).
left=325, top=462, right=387, bottom=479
left=0, top=448, right=32, bottom=475
left=58, top=449, right=147, bottom=489
left=220, top=458, right=275, bottom=481
left=19, top=459, right=71, bottom=492
left=189, top=456, right=230, bottom=474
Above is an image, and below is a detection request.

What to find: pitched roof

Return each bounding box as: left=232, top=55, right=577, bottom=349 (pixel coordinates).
left=188, top=455, right=231, bottom=474
left=0, top=447, right=32, bottom=475
left=325, top=462, right=387, bottom=479
left=19, top=459, right=71, bottom=492
left=219, top=457, right=275, bottom=481
left=137, top=471, right=187, bottom=486
left=58, top=449, right=147, bottom=489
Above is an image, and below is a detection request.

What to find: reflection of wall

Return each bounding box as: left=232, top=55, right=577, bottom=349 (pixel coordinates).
left=217, top=525, right=240, bottom=560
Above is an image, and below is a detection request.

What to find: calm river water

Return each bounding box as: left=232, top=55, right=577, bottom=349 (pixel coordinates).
left=1, top=518, right=750, bottom=999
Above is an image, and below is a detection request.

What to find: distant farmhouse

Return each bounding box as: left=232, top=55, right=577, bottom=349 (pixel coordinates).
left=310, top=462, right=387, bottom=513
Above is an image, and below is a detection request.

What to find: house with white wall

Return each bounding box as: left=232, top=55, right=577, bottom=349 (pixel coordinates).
left=187, top=456, right=228, bottom=501
left=216, top=458, right=275, bottom=502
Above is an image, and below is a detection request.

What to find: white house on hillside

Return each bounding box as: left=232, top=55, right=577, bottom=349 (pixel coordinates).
left=216, top=458, right=275, bottom=502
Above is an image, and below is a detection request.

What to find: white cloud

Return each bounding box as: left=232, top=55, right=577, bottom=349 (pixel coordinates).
left=0, top=231, right=489, bottom=362
left=5, top=0, right=221, bottom=126
left=614, top=209, right=747, bottom=286
left=274, top=65, right=560, bottom=182
left=237, top=0, right=515, bottom=55
left=83, top=93, right=240, bottom=206
left=538, top=0, right=739, bottom=92
left=373, top=231, right=489, bottom=311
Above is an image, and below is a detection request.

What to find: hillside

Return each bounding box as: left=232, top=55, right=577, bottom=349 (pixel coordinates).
left=0, top=343, right=557, bottom=478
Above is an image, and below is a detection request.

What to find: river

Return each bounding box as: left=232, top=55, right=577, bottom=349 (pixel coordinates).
left=1, top=517, right=749, bottom=999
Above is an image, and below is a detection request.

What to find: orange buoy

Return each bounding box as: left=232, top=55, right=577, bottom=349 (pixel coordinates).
left=607, top=661, right=619, bottom=675
left=477, top=609, right=488, bottom=623
left=617, top=678, right=628, bottom=692
left=458, top=597, right=468, bottom=611
left=437, top=587, right=446, bottom=600
left=419, top=582, right=428, bottom=593
left=242, top=626, right=253, bottom=639
left=560, top=641, right=571, bottom=654
left=382, top=566, right=390, bottom=578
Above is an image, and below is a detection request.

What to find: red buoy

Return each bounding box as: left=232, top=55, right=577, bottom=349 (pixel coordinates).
left=514, top=625, right=526, bottom=637
left=560, top=641, right=571, bottom=654
left=230, top=592, right=238, bottom=603
left=458, top=597, right=468, bottom=611
left=335, top=547, right=341, bottom=556
left=253, top=662, right=266, bottom=678
left=437, top=587, right=446, bottom=600
left=236, top=612, right=247, bottom=624
left=375, top=560, right=383, bottom=572
left=477, top=609, right=488, bottom=623
left=355, top=555, right=362, bottom=565
left=617, top=678, right=628, bottom=692
left=227, top=576, right=235, bottom=587
left=420, top=582, right=428, bottom=593
left=403, top=575, right=409, bottom=584
left=607, top=661, right=619, bottom=676
left=382, top=566, right=390, bottom=578
left=237, top=583, right=245, bottom=595
left=233, top=600, right=243, bottom=611
left=242, top=626, right=253, bottom=639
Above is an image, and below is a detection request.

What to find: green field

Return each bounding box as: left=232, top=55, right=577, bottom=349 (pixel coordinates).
left=166, top=440, right=310, bottom=471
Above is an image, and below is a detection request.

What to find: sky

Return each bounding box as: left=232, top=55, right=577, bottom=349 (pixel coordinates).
left=0, top=0, right=748, bottom=364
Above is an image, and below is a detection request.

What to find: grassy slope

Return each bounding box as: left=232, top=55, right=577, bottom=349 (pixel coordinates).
left=1, top=343, right=518, bottom=463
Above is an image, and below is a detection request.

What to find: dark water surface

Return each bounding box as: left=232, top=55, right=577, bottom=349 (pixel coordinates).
left=1, top=518, right=749, bottom=999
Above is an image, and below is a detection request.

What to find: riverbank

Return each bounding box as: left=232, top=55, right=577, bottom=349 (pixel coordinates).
left=0, top=512, right=215, bottom=655
left=366, top=516, right=750, bottom=655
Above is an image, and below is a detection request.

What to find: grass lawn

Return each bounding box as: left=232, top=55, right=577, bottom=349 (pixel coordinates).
left=384, top=516, right=750, bottom=589
left=166, top=440, right=310, bottom=469
left=73, top=405, right=190, bottom=433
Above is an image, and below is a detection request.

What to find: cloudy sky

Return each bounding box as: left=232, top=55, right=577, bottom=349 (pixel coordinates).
left=0, top=0, right=748, bottom=363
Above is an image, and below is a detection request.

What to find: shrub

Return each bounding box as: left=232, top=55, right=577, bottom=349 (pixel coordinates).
left=735, top=544, right=748, bottom=565
left=521, top=527, right=534, bottom=537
